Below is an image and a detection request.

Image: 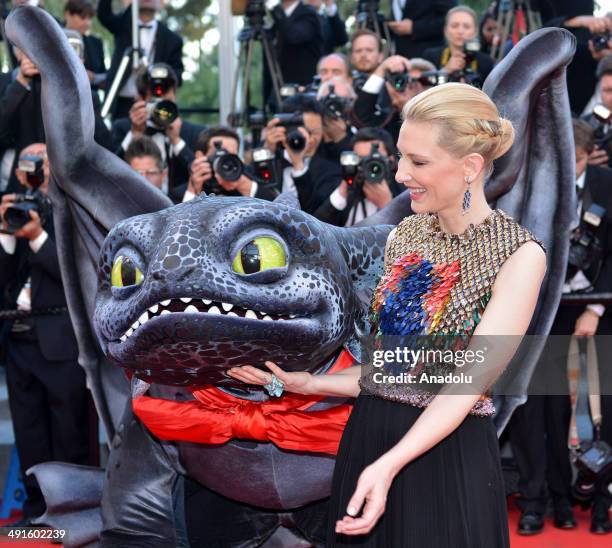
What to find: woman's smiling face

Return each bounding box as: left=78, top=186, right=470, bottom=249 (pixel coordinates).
left=395, top=121, right=466, bottom=215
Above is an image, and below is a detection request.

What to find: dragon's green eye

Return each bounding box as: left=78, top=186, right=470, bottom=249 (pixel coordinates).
left=111, top=255, right=144, bottom=288
left=232, top=237, right=286, bottom=275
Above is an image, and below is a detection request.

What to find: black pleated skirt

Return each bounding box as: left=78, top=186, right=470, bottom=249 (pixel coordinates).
left=326, top=393, right=510, bottom=547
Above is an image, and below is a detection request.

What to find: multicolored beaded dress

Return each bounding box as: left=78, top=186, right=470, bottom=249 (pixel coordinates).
left=326, top=209, right=543, bottom=547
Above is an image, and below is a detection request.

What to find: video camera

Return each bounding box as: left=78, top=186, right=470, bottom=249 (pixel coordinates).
left=567, top=203, right=607, bottom=286
left=1, top=155, right=51, bottom=233
left=146, top=65, right=179, bottom=130
left=340, top=143, right=389, bottom=189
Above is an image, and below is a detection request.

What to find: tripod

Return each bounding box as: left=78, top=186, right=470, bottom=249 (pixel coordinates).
left=101, top=0, right=146, bottom=119
left=229, top=3, right=284, bottom=130
left=491, top=0, right=541, bottom=62
left=356, top=1, right=395, bottom=57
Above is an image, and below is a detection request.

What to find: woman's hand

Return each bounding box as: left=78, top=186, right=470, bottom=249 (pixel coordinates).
left=227, top=361, right=315, bottom=395
left=444, top=51, right=466, bottom=73
left=335, top=457, right=398, bottom=536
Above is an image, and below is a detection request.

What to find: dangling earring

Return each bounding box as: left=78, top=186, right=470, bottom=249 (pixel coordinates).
left=462, top=176, right=472, bottom=215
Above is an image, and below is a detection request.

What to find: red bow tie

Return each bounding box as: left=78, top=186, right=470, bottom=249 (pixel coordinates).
left=133, top=350, right=355, bottom=455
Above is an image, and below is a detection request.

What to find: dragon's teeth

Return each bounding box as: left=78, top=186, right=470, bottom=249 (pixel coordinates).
left=208, top=306, right=221, bottom=314
left=149, top=304, right=159, bottom=314
left=221, top=302, right=233, bottom=312
left=202, top=299, right=212, bottom=305
left=227, top=311, right=238, bottom=317
left=289, top=314, right=296, bottom=319
left=131, top=320, right=139, bottom=330
left=120, top=334, right=127, bottom=342
left=185, top=304, right=199, bottom=313
left=160, top=310, right=171, bottom=316
left=263, top=315, right=273, bottom=321
left=126, top=328, right=134, bottom=337
left=180, top=297, right=192, bottom=304
left=245, top=310, right=257, bottom=320
left=138, top=311, right=149, bottom=324
left=161, top=299, right=171, bottom=306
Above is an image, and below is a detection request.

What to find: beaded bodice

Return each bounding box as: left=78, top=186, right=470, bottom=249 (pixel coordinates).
left=359, top=209, right=543, bottom=416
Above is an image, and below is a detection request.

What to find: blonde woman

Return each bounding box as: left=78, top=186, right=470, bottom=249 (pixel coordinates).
left=229, top=83, right=546, bottom=546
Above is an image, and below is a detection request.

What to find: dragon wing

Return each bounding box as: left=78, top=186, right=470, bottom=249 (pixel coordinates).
left=5, top=6, right=173, bottom=439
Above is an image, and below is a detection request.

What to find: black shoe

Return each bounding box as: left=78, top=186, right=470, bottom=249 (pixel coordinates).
left=591, top=507, right=612, bottom=534
left=553, top=504, right=577, bottom=529
left=518, top=510, right=544, bottom=535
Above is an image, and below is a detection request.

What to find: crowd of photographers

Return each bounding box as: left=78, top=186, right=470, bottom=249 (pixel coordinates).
left=0, top=0, right=611, bottom=535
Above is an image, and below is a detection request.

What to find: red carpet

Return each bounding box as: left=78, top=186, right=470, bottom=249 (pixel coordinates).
left=508, top=498, right=611, bottom=547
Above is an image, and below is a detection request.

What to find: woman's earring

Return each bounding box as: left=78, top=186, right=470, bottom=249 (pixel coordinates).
left=462, top=176, right=472, bottom=215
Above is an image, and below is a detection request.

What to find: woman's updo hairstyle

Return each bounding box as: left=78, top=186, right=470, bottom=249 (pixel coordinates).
left=401, top=83, right=514, bottom=178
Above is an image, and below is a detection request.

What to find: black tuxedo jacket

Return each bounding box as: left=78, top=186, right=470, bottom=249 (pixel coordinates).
left=320, top=11, right=348, bottom=54
left=352, top=87, right=402, bottom=143
left=0, top=76, right=112, bottom=193
left=390, top=0, right=456, bottom=58
left=0, top=224, right=78, bottom=362
left=83, top=34, right=107, bottom=87
left=581, top=164, right=612, bottom=295
left=270, top=2, right=322, bottom=86
left=97, top=0, right=184, bottom=93
left=287, top=153, right=342, bottom=215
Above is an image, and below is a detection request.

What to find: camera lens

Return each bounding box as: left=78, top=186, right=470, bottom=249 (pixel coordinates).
left=214, top=154, right=244, bottom=182
left=4, top=203, right=37, bottom=231
left=151, top=100, right=179, bottom=129
left=363, top=158, right=386, bottom=183
left=286, top=129, right=306, bottom=152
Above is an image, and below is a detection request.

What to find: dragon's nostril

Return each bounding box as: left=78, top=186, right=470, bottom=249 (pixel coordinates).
left=151, top=270, right=163, bottom=281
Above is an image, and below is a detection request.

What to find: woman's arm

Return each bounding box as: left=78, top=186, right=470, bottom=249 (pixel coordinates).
left=335, top=240, right=546, bottom=536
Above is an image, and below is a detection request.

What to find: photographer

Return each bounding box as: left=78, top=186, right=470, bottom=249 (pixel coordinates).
left=314, top=127, right=403, bottom=226
left=111, top=63, right=205, bottom=193
left=0, top=39, right=111, bottom=194
left=63, top=0, right=106, bottom=90
left=171, top=126, right=278, bottom=204
left=352, top=55, right=435, bottom=142
left=262, top=93, right=341, bottom=213
left=317, top=52, right=352, bottom=83
left=304, top=0, right=348, bottom=54
left=317, top=76, right=356, bottom=163
left=387, top=0, right=455, bottom=58
left=350, top=29, right=385, bottom=93
left=422, top=5, right=493, bottom=88
left=583, top=57, right=612, bottom=167
left=125, top=135, right=167, bottom=192
left=266, top=0, right=322, bottom=101
left=98, top=0, right=184, bottom=120
left=508, top=119, right=612, bottom=536
left=0, top=143, right=89, bottom=525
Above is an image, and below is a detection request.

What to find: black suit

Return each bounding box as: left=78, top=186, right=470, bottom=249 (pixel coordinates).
left=509, top=164, right=612, bottom=515
left=390, top=0, right=456, bottom=59
left=265, top=2, right=322, bottom=102
left=422, top=46, right=494, bottom=86
left=352, top=87, right=401, bottom=143
left=287, top=153, right=342, bottom=214
left=320, top=10, right=348, bottom=54
left=83, top=34, right=107, bottom=90
left=169, top=175, right=279, bottom=205
left=97, top=0, right=184, bottom=118
left=0, top=74, right=112, bottom=193
left=0, top=222, right=89, bottom=518
left=111, top=117, right=205, bottom=191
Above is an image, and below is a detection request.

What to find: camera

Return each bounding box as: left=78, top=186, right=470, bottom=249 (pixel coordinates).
left=592, top=32, right=611, bottom=52
left=571, top=438, right=612, bottom=502
left=146, top=65, right=179, bottom=130
left=417, top=70, right=450, bottom=87
left=18, top=155, right=45, bottom=189
left=567, top=203, right=607, bottom=285
left=2, top=192, right=51, bottom=233
left=340, top=143, right=389, bottom=188
left=273, top=112, right=306, bottom=152
left=384, top=69, right=410, bottom=92
left=591, top=104, right=612, bottom=158
left=207, top=140, right=244, bottom=183
left=320, top=85, right=351, bottom=120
